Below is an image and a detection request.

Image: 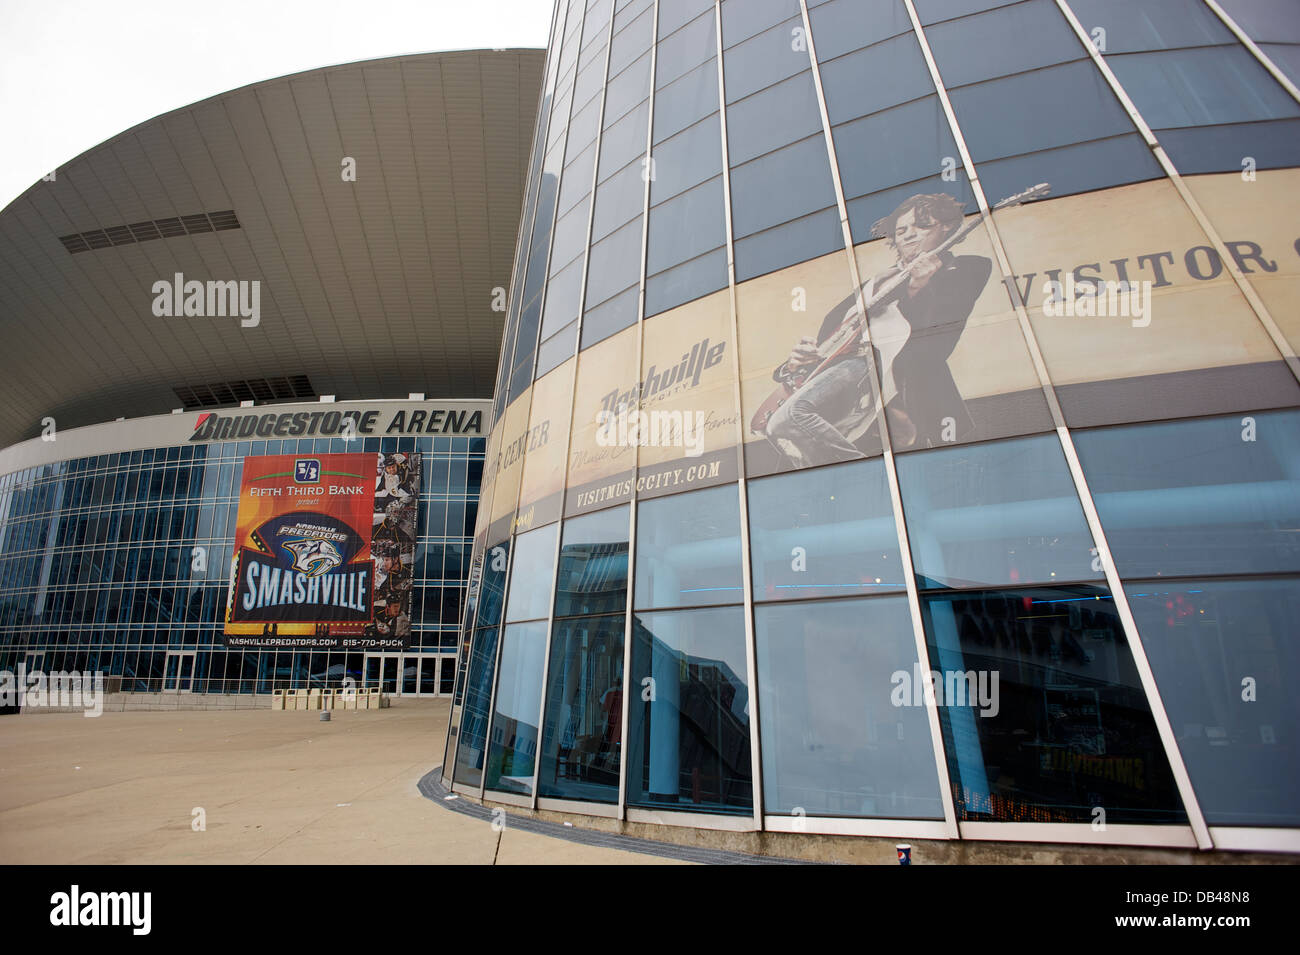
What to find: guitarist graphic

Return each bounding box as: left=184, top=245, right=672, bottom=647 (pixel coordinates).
left=757, top=187, right=1046, bottom=466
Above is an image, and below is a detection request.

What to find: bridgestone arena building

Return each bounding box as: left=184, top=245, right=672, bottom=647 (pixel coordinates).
left=5, top=1, right=1300, bottom=861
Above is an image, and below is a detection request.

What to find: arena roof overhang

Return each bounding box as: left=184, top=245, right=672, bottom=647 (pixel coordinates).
left=0, top=49, right=545, bottom=451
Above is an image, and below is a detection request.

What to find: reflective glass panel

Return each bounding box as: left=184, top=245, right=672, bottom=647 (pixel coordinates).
left=756, top=595, right=945, bottom=817
left=748, top=458, right=904, bottom=600
left=898, top=434, right=1103, bottom=589
left=634, top=483, right=744, bottom=609
left=537, top=612, right=626, bottom=802
left=1074, top=411, right=1300, bottom=578
left=555, top=505, right=630, bottom=617
left=505, top=523, right=560, bottom=622
left=453, top=627, right=500, bottom=788
left=484, top=621, right=548, bottom=795
left=921, top=586, right=1186, bottom=823
left=1126, top=577, right=1300, bottom=826
left=627, top=605, right=752, bottom=812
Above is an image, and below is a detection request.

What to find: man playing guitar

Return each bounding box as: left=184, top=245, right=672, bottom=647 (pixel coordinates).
left=764, top=192, right=992, bottom=465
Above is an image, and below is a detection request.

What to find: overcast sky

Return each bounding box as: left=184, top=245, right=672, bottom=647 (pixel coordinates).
left=0, top=0, right=553, bottom=211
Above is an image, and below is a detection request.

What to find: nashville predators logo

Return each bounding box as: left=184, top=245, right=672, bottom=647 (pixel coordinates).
left=281, top=538, right=344, bottom=577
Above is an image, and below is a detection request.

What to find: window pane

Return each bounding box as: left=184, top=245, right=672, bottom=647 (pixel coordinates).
left=734, top=206, right=842, bottom=281
left=726, top=71, right=822, bottom=166
left=833, top=96, right=960, bottom=202
left=820, top=32, right=934, bottom=126
left=635, top=483, right=743, bottom=609
left=921, top=585, right=1186, bottom=823
left=645, top=246, right=728, bottom=315
left=556, top=505, right=630, bottom=617
left=897, top=434, right=1103, bottom=590
left=1107, top=47, right=1300, bottom=129
left=586, top=216, right=644, bottom=309
left=729, top=135, right=836, bottom=238
left=973, top=133, right=1163, bottom=206
left=925, top=0, right=1083, bottom=89
left=452, top=626, right=499, bottom=788
left=1073, top=411, right=1300, bottom=578
left=1069, top=0, right=1235, bottom=52
left=948, top=60, right=1133, bottom=162
left=484, top=621, right=548, bottom=795
left=808, top=0, right=912, bottom=62
left=537, top=612, right=626, bottom=802
left=505, top=523, right=560, bottom=622
left=476, top=540, right=510, bottom=629
left=653, top=58, right=720, bottom=144
left=656, top=10, right=716, bottom=88
left=650, top=113, right=723, bottom=202
left=582, top=284, right=639, bottom=348
left=756, top=595, right=945, bottom=817
left=722, top=14, right=807, bottom=102
left=1126, top=577, right=1300, bottom=826
left=627, top=605, right=752, bottom=812
left=647, top=175, right=726, bottom=272
left=748, top=458, right=904, bottom=600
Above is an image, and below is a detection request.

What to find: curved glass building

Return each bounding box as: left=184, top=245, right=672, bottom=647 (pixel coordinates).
left=443, top=0, right=1300, bottom=854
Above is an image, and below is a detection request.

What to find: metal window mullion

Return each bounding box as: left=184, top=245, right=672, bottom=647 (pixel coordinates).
left=529, top=0, right=621, bottom=811
left=619, top=0, right=659, bottom=822
left=715, top=0, right=763, bottom=829
left=1053, top=0, right=1300, bottom=384
left=802, top=0, right=960, bottom=838
left=907, top=0, right=1214, bottom=849
left=1202, top=0, right=1300, bottom=106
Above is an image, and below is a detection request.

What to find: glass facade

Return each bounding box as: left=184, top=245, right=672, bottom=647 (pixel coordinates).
left=0, top=431, right=483, bottom=696
left=446, top=0, right=1299, bottom=849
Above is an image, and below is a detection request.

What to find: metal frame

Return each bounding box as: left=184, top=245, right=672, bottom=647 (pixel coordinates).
left=536, top=796, right=622, bottom=819
left=765, top=815, right=951, bottom=839
left=801, top=0, right=960, bottom=839
left=959, top=822, right=1198, bottom=849
left=714, top=0, right=766, bottom=833
left=617, top=0, right=660, bottom=822
left=625, top=806, right=756, bottom=831
left=1209, top=827, right=1300, bottom=854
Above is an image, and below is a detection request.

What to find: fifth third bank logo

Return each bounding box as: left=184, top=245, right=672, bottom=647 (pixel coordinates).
left=50, top=885, right=151, bottom=935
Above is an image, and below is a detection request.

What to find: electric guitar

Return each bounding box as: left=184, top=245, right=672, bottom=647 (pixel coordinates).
left=750, top=183, right=1050, bottom=436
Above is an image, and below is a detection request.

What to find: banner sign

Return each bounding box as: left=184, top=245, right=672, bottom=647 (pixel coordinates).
left=223, top=452, right=421, bottom=650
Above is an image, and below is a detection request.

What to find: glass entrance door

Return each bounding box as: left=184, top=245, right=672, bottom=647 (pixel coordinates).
left=163, top=651, right=195, bottom=692
left=364, top=653, right=455, bottom=697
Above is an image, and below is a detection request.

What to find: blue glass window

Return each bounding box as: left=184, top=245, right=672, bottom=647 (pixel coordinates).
left=635, top=484, right=744, bottom=609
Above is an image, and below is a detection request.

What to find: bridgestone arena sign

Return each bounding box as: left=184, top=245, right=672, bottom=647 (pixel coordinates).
left=190, top=406, right=483, bottom=442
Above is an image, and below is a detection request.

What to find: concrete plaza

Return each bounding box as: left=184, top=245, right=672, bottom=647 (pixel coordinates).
left=0, top=700, right=683, bottom=865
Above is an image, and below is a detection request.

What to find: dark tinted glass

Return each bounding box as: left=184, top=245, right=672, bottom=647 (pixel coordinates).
left=925, top=0, right=1084, bottom=88
left=627, top=605, right=752, bottom=812
left=921, top=586, right=1187, bottom=823
left=645, top=246, right=729, bottom=315
left=734, top=207, right=843, bottom=281
left=1126, top=577, right=1300, bottom=826
left=748, top=458, right=904, bottom=600
left=756, top=595, right=946, bottom=817
left=820, top=32, right=934, bottom=126
left=1069, top=0, right=1234, bottom=52
left=555, top=505, right=630, bottom=616
left=808, top=0, right=912, bottom=62
left=650, top=113, right=723, bottom=201
left=646, top=174, right=726, bottom=271
left=726, top=71, right=823, bottom=165
left=722, top=15, right=809, bottom=103
left=452, top=626, right=500, bottom=787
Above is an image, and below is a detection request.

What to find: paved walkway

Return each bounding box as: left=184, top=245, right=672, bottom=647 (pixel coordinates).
left=0, top=700, right=684, bottom=864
